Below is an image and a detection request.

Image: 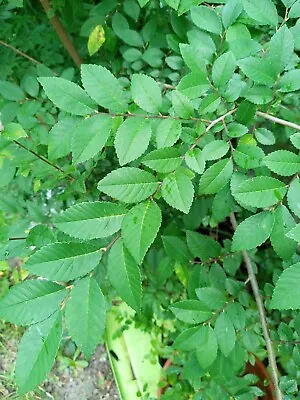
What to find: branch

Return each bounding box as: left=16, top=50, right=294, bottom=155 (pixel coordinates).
left=0, top=40, right=42, bottom=65
left=229, top=212, right=282, bottom=400
left=40, top=0, right=82, bottom=67
left=256, top=111, right=300, bottom=131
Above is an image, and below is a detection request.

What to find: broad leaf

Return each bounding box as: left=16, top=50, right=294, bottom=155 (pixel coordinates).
left=115, top=118, right=152, bottom=165
left=202, top=140, right=230, bottom=161
left=196, top=287, right=226, bottom=310
left=191, top=6, right=222, bottom=34
left=0, top=280, right=66, bottom=325
left=162, top=168, right=194, bottom=213
left=172, top=91, right=194, bottom=119
left=65, top=276, right=106, bottom=359
left=26, top=242, right=103, bottom=281
left=38, top=77, right=96, bottom=116
left=233, top=144, right=264, bottom=169
left=155, top=119, right=182, bottom=148
left=196, top=325, right=218, bottom=369
left=222, top=0, right=244, bottom=28
left=264, top=150, right=300, bottom=176
left=177, top=72, right=210, bottom=99
left=72, top=114, right=112, bottom=164
left=267, top=26, right=294, bottom=73
left=54, top=201, right=126, bottom=239
left=286, top=224, right=300, bottom=242
left=243, top=0, right=278, bottom=25
left=81, top=64, right=128, bottom=112
left=287, top=178, right=300, bottom=218
left=49, top=117, right=79, bottom=160
left=170, top=300, right=212, bottom=324
left=121, top=201, right=162, bottom=264
left=174, top=326, right=205, bottom=351
left=278, top=70, right=300, bottom=93
left=271, top=263, right=300, bottom=309
left=290, top=133, right=300, bottom=149
left=162, top=235, right=192, bottom=264
left=97, top=167, right=158, bottom=203
left=187, top=231, right=222, bottom=260
left=215, top=312, right=236, bottom=357
left=238, top=57, right=277, bottom=87
left=185, top=148, right=205, bottom=174
left=232, top=211, right=275, bottom=251
left=15, top=311, right=62, bottom=394
left=198, top=158, right=233, bottom=195
left=179, top=43, right=207, bottom=73
left=131, top=74, right=162, bottom=113
left=254, top=128, right=275, bottom=145
left=234, top=176, right=287, bottom=208
left=212, top=52, right=236, bottom=88
left=142, top=147, right=182, bottom=173
left=107, top=238, right=142, bottom=311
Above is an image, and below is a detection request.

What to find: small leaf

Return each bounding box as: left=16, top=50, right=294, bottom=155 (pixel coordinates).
left=179, top=43, right=207, bottom=73
left=2, top=123, right=26, bottom=140
left=215, top=312, right=236, bottom=357
left=222, top=0, right=244, bottom=28
left=191, top=6, right=222, bottom=34
left=196, top=287, right=226, bottom=310
left=289, top=0, right=300, bottom=18
left=233, top=144, right=264, bottom=169
left=290, top=133, right=300, bottom=149
left=162, top=168, right=194, bottom=214
left=244, top=85, right=273, bottom=104
left=267, top=26, right=294, bottom=73
left=177, top=72, right=210, bottom=99
left=238, top=57, right=277, bottom=87
left=271, top=205, right=297, bottom=260
left=287, top=178, right=300, bottom=218
left=202, top=140, right=230, bottom=161
left=0, top=80, right=25, bottom=101
left=15, top=311, right=62, bottom=395
left=54, top=201, right=126, bottom=240
left=271, top=263, right=300, bottom=309
left=174, top=326, right=204, bottom=351
left=185, top=148, right=205, bottom=174
left=131, top=74, right=162, bottom=113
left=170, top=300, right=212, bottom=324
left=142, top=147, right=182, bottom=173
left=25, top=242, right=103, bottom=281
left=0, top=280, right=66, bottom=325
left=88, top=25, right=105, bottom=56
left=243, top=0, right=278, bottom=25
left=198, top=158, right=233, bottom=195
left=232, top=211, right=274, bottom=251
left=156, top=119, right=182, bottom=149
left=107, top=239, right=142, bottom=311
left=115, top=118, right=152, bottom=165
left=172, top=91, right=194, bottom=119
left=97, top=167, right=158, bottom=203
left=286, top=224, right=300, bottom=242
left=162, top=236, right=192, bottom=264
left=81, top=64, right=128, bottom=112
left=65, top=276, right=106, bottom=359
left=187, top=230, right=222, bottom=261
left=278, top=70, right=300, bottom=93
left=121, top=201, right=162, bottom=264
left=254, top=128, right=275, bottom=145
left=38, top=77, right=96, bottom=116
left=72, top=114, right=112, bottom=164
left=196, top=326, right=218, bottom=369
left=212, top=52, right=236, bottom=88
left=264, top=150, right=300, bottom=176
left=234, top=176, right=287, bottom=208
left=227, top=122, right=248, bottom=138
left=49, top=117, right=79, bottom=160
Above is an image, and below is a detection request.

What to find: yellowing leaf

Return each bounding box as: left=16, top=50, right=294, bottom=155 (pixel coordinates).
left=88, top=25, right=105, bottom=56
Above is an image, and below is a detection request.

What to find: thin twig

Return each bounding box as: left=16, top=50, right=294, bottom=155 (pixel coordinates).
left=9, top=237, right=27, bottom=241
left=229, top=212, right=282, bottom=400
left=256, top=111, right=300, bottom=131
left=14, top=140, right=65, bottom=173
left=0, top=40, right=42, bottom=65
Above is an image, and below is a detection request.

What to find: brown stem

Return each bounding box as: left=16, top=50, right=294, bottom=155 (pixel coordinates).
left=0, top=40, right=42, bottom=65
left=229, top=212, right=282, bottom=400
left=40, top=0, right=82, bottom=67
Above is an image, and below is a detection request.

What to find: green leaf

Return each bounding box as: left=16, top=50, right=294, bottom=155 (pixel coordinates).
left=278, top=70, right=300, bottom=93
left=112, top=13, right=144, bottom=47
left=177, top=72, right=210, bottom=99
left=121, top=201, right=162, bottom=264
left=115, top=118, right=151, bottom=165
left=142, top=147, right=182, bottom=173
left=174, top=326, right=205, bottom=351
left=38, top=77, right=96, bottom=116
left=187, top=230, right=222, bottom=261
left=212, top=184, right=235, bottom=222
left=72, top=114, right=112, bottom=164
left=254, top=128, right=275, bottom=145
left=290, top=133, right=300, bottom=149
left=165, top=0, right=179, bottom=9
left=49, top=117, right=79, bottom=160
left=266, top=26, right=294, bottom=73
left=97, top=167, right=158, bottom=203
left=179, top=43, right=206, bottom=73
left=162, top=168, right=194, bottom=213
left=155, top=119, right=182, bottom=149
left=212, top=52, right=236, bottom=88
left=198, top=93, right=221, bottom=114
left=232, top=211, right=275, bottom=251
left=222, top=0, right=244, bottom=28
left=65, top=276, right=106, bottom=359
left=233, top=144, right=264, bottom=169
left=87, top=25, right=105, bottom=56
left=198, top=158, right=233, bottom=195
left=238, top=57, right=277, bottom=87
left=227, top=122, right=248, bottom=138
left=264, top=150, right=300, bottom=176
left=0, top=280, right=66, bottom=325
left=289, top=0, right=300, bottom=18
left=270, top=205, right=297, bottom=260
left=54, top=201, right=126, bottom=240
left=162, top=235, right=192, bottom=264
left=215, top=312, right=236, bottom=357
left=2, top=122, right=26, bottom=140
left=15, top=311, right=62, bottom=395
left=81, top=64, right=128, bottom=112
left=235, top=100, right=256, bottom=125
left=195, top=326, right=218, bottom=369
left=131, top=73, right=162, bottom=113
left=170, top=300, right=212, bottom=324
left=288, top=178, right=300, bottom=218
left=228, top=38, right=262, bottom=60
left=185, top=148, right=206, bottom=174
left=244, top=85, right=273, bottom=104
left=107, top=238, right=142, bottom=311
left=234, top=176, right=287, bottom=208
left=26, top=242, right=103, bottom=281
left=0, top=80, right=25, bottom=101
left=196, top=287, right=226, bottom=310
left=243, top=0, right=278, bottom=25
left=172, top=91, right=194, bottom=118
left=202, top=140, right=230, bottom=161
left=191, top=6, right=222, bottom=35
left=286, top=224, right=300, bottom=242
left=271, top=262, right=300, bottom=309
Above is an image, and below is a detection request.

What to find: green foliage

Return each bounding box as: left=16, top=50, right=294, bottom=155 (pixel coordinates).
left=1, top=0, right=300, bottom=398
